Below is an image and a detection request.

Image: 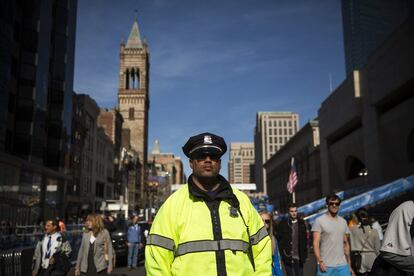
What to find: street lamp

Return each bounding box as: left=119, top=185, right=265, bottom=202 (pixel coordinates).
left=117, top=147, right=129, bottom=218
left=146, top=179, right=159, bottom=221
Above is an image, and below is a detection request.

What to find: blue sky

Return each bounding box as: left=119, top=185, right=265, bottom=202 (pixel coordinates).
left=74, top=0, right=346, bottom=180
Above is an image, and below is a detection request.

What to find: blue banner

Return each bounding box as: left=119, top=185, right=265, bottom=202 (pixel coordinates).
left=297, top=191, right=344, bottom=215
left=305, top=175, right=414, bottom=225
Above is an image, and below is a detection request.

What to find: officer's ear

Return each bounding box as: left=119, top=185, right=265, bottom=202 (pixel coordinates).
left=189, top=159, right=194, bottom=169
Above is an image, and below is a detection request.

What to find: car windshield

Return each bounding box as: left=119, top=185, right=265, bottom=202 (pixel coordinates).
left=115, top=219, right=127, bottom=228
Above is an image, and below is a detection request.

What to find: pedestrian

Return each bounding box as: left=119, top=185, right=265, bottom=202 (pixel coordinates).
left=303, top=219, right=312, bottom=250
left=312, top=193, right=355, bottom=276
left=348, top=213, right=359, bottom=228
left=349, top=209, right=380, bottom=275
left=57, top=217, right=66, bottom=233
left=103, top=214, right=116, bottom=234
left=370, top=216, right=383, bottom=242
left=127, top=215, right=143, bottom=270
left=276, top=203, right=308, bottom=276
left=371, top=200, right=414, bottom=275
left=32, top=219, right=72, bottom=276
left=260, top=211, right=283, bottom=276
left=356, top=208, right=383, bottom=242
left=145, top=132, right=272, bottom=275
left=75, top=214, right=114, bottom=276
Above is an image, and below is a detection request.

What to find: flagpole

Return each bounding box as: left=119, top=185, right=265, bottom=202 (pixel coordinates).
left=291, top=157, right=296, bottom=204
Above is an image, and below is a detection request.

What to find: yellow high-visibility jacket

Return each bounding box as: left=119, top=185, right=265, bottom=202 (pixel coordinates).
left=145, top=180, right=272, bottom=276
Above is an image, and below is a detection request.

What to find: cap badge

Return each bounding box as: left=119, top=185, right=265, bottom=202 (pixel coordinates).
left=204, top=135, right=213, bottom=144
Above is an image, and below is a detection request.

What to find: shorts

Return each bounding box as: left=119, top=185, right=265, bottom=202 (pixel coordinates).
left=317, top=264, right=351, bottom=276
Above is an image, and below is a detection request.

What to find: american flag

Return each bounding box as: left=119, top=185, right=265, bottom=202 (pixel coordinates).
left=287, top=157, right=298, bottom=194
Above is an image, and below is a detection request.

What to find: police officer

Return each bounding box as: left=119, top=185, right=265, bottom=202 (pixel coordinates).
left=145, top=132, right=272, bottom=275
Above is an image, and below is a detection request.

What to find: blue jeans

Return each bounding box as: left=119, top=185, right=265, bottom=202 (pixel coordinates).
left=128, top=243, right=140, bottom=268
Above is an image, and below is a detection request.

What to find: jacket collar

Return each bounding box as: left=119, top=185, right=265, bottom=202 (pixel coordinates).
left=188, top=174, right=234, bottom=202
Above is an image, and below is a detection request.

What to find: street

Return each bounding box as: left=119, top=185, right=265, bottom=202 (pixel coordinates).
left=64, top=251, right=317, bottom=276
left=69, top=264, right=146, bottom=276
left=109, top=265, right=146, bottom=276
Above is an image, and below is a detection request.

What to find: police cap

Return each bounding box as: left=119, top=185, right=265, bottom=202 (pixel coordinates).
left=182, top=132, right=227, bottom=159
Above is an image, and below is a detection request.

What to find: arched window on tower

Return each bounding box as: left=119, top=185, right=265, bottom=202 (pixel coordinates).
left=125, top=69, right=130, bottom=90
left=408, top=129, right=414, bottom=162
left=130, top=68, right=136, bottom=89
left=345, top=155, right=367, bottom=180
left=129, top=107, right=135, bottom=120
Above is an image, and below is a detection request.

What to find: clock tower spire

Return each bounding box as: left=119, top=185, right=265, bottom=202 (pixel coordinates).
left=118, top=18, right=150, bottom=207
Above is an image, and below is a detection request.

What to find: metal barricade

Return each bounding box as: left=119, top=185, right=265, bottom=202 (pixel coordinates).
left=3, top=250, right=14, bottom=276
left=0, top=249, right=15, bottom=276
left=0, top=247, right=34, bottom=276
left=13, top=250, right=21, bottom=276
left=0, top=224, right=83, bottom=275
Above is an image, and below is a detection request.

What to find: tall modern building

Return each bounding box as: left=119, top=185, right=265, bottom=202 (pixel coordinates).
left=342, top=0, right=414, bottom=75
left=254, top=112, right=299, bottom=194
left=118, top=19, right=150, bottom=207
left=228, top=143, right=255, bottom=184
left=0, top=0, right=77, bottom=225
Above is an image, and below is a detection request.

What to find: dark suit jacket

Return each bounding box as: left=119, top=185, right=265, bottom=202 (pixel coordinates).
left=276, top=218, right=308, bottom=264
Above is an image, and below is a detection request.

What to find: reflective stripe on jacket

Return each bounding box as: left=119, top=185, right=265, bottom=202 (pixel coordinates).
left=145, top=184, right=272, bottom=275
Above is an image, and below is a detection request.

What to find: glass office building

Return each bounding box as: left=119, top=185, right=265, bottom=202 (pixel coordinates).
left=342, top=0, right=414, bottom=75
left=0, top=0, right=77, bottom=225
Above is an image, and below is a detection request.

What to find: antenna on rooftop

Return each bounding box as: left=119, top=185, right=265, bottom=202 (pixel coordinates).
left=329, top=73, right=333, bottom=92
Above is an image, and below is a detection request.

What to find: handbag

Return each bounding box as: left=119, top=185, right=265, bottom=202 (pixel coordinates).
left=351, top=251, right=362, bottom=271
left=351, top=228, right=371, bottom=272
left=104, top=235, right=116, bottom=268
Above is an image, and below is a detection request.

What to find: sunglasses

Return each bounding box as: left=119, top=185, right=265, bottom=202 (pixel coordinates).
left=192, top=152, right=220, bottom=161
left=328, top=202, right=340, bottom=207
left=264, top=219, right=271, bottom=224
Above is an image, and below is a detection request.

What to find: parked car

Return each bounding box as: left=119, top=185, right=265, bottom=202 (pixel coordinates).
left=137, top=221, right=151, bottom=262
left=108, top=219, right=151, bottom=265
left=110, top=219, right=128, bottom=264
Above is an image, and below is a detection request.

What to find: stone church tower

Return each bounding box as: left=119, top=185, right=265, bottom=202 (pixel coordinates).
left=118, top=19, right=150, bottom=206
